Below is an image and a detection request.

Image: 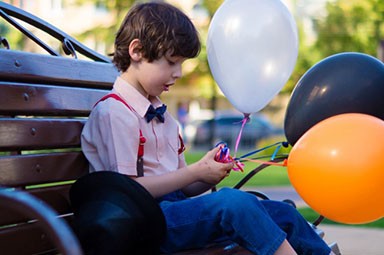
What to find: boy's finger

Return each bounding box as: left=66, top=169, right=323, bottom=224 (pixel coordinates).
left=229, top=162, right=235, bottom=168
left=222, top=161, right=235, bottom=170
left=210, top=146, right=221, bottom=154
left=206, top=147, right=220, bottom=158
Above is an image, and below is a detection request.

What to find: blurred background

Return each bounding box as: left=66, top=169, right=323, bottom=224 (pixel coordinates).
left=2, top=0, right=383, bottom=150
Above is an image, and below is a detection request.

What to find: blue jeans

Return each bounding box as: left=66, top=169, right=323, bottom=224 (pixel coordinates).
left=158, top=188, right=330, bottom=255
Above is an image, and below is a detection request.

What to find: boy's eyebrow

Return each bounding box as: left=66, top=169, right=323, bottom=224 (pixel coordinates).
left=166, top=55, right=186, bottom=61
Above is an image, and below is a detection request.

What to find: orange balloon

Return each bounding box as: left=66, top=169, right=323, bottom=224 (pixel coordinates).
left=287, top=113, right=384, bottom=224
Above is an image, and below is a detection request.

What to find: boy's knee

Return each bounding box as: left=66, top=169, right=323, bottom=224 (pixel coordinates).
left=278, top=201, right=300, bottom=216
left=217, top=188, right=249, bottom=200
left=262, top=200, right=304, bottom=225
left=215, top=188, right=261, bottom=210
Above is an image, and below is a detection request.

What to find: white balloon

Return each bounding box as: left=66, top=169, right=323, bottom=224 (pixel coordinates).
left=207, top=0, right=299, bottom=114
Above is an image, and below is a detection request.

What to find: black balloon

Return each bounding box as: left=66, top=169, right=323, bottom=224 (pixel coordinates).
left=284, top=52, right=384, bottom=146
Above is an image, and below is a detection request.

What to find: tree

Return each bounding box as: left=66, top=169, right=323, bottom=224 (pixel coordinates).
left=282, top=19, right=320, bottom=93
left=73, top=0, right=136, bottom=53
left=314, top=0, right=384, bottom=58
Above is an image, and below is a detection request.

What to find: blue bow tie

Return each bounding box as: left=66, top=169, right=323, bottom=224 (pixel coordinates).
left=145, top=104, right=167, bottom=123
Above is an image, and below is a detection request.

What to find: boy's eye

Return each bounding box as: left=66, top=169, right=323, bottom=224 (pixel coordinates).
left=166, top=58, right=177, bottom=66
left=167, top=60, right=176, bottom=65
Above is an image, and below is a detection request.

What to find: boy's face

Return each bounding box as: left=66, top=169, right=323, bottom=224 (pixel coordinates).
left=135, top=54, right=186, bottom=98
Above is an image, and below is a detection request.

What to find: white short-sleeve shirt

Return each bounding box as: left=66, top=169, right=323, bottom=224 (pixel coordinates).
left=81, top=76, right=186, bottom=176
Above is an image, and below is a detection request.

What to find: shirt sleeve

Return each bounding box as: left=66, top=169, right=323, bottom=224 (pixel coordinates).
left=82, top=99, right=140, bottom=176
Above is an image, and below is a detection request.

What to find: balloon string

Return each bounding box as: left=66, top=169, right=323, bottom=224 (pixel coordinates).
left=237, top=141, right=287, bottom=159
left=233, top=115, right=250, bottom=158
left=234, top=141, right=289, bottom=167
left=230, top=156, right=245, bottom=172
left=271, top=144, right=282, bottom=160
left=216, top=139, right=288, bottom=172
left=240, top=158, right=287, bottom=167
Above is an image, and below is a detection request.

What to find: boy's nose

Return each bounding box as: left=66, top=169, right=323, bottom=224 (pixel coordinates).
left=173, top=65, right=182, bottom=79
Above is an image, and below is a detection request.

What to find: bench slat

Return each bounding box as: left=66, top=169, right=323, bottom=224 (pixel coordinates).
left=0, top=118, right=85, bottom=150
left=0, top=188, right=80, bottom=255
left=0, top=82, right=108, bottom=116
left=0, top=223, right=57, bottom=255
left=0, top=49, right=118, bottom=88
left=29, top=185, right=73, bottom=215
left=0, top=186, right=72, bottom=226
left=0, top=152, right=88, bottom=187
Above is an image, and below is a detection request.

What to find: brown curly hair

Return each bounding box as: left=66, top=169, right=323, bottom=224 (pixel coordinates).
left=112, top=2, right=201, bottom=72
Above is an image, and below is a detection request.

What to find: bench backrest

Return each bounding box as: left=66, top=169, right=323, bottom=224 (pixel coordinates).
left=0, top=48, right=118, bottom=254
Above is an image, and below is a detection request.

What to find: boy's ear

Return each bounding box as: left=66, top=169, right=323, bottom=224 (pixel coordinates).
left=129, top=39, right=143, bottom=61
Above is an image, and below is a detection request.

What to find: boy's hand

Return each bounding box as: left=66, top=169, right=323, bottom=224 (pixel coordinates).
left=193, top=147, right=235, bottom=185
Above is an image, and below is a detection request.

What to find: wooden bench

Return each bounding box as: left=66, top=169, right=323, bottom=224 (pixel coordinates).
left=0, top=2, right=340, bottom=255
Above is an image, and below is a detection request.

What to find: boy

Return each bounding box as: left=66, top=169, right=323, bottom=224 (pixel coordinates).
left=81, top=2, right=333, bottom=254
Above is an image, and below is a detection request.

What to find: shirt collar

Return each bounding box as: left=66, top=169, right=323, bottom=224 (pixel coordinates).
left=112, top=76, right=164, bottom=118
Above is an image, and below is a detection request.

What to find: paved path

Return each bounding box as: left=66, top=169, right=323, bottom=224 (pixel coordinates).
left=322, top=225, right=384, bottom=255
left=249, top=186, right=384, bottom=255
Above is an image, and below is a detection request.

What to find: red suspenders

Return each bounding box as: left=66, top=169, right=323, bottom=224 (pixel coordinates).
left=94, top=93, right=185, bottom=177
